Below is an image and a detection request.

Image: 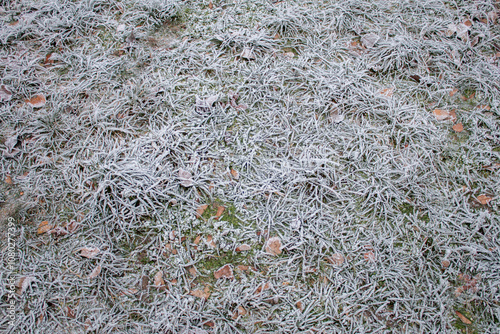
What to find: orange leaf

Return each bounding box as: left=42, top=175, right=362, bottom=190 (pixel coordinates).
left=456, top=311, right=472, bottom=325
left=215, top=205, right=225, bottom=219
left=265, top=237, right=282, bottom=255
left=477, top=194, right=492, bottom=205
left=238, top=306, right=247, bottom=316
left=214, top=264, right=234, bottom=280
left=37, top=221, right=53, bottom=234
left=208, top=1, right=213, bottom=9
left=193, top=235, right=201, bottom=245
left=237, top=265, right=249, bottom=271
left=452, top=123, right=464, bottom=132
left=5, top=175, right=13, bottom=184
left=230, top=168, right=239, bottom=179
left=88, top=265, right=101, bottom=279
left=25, top=94, right=46, bottom=108
left=236, top=244, right=251, bottom=252
left=189, top=285, right=211, bottom=300
left=196, top=204, right=208, bottom=218
left=80, top=247, right=100, bottom=258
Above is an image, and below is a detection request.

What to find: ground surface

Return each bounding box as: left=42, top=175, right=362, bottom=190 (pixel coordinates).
left=0, top=0, right=499, bottom=333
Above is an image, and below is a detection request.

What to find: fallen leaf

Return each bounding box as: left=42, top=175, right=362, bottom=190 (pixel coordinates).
left=477, top=104, right=490, bottom=111
left=433, top=109, right=454, bottom=121
left=364, top=251, right=376, bottom=262
left=188, top=266, right=197, bottom=277
left=361, top=33, right=380, bottom=48
left=238, top=306, right=247, bottom=316
left=196, top=204, right=208, bottom=218
left=326, top=253, right=344, bottom=266
left=214, top=264, right=234, bottom=280
left=204, top=321, right=215, bottom=328
left=452, top=123, right=464, bottom=132
left=449, top=88, right=459, bottom=97
left=463, top=19, right=472, bottom=27
left=380, top=88, right=393, bottom=97
left=456, top=23, right=470, bottom=41
left=88, top=265, right=101, bottom=279
left=154, top=270, right=165, bottom=289
left=477, top=194, right=492, bottom=205
left=482, top=163, right=500, bottom=171
left=0, top=84, right=13, bottom=102
left=80, top=247, right=100, bottom=259
left=215, top=205, right=225, bottom=219
left=37, top=221, right=53, bottom=234
left=487, top=11, right=498, bottom=22
left=48, top=226, right=68, bottom=237
left=296, top=301, right=303, bottom=311
left=230, top=168, right=239, bottom=179
left=241, top=47, right=255, bottom=60
left=67, top=220, right=78, bottom=233
left=16, top=276, right=35, bottom=295
left=196, top=94, right=219, bottom=110
left=5, top=175, right=13, bottom=184
left=237, top=265, right=249, bottom=271
left=441, top=259, right=450, bottom=268
left=25, top=94, right=46, bottom=108
left=236, top=244, right=251, bottom=252
left=445, top=23, right=457, bottom=37
left=194, top=235, right=202, bottom=245
left=206, top=235, right=216, bottom=248
left=208, top=1, right=213, bottom=9
left=178, top=169, right=193, bottom=187
left=330, top=111, right=344, bottom=124
left=189, top=285, right=211, bottom=300
left=66, top=306, right=76, bottom=318
left=456, top=311, right=472, bottom=325
left=254, top=282, right=271, bottom=294
left=265, top=237, right=282, bottom=255
left=140, top=275, right=149, bottom=290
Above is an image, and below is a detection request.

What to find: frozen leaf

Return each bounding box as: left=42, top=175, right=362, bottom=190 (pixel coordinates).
left=214, top=264, right=234, bottom=279
left=37, top=221, right=53, bottom=234
left=241, top=47, right=255, bottom=60
left=140, top=275, right=149, bottom=290
left=154, top=270, right=165, bottom=289
left=452, top=123, right=463, bottom=132
left=88, top=265, right=101, bottom=279
left=455, top=311, right=472, bottom=325
left=230, top=168, right=239, bottom=179
left=477, top=195, right=492, bottom=205
left=188, top=266, right=197, bottom=276
left=16, top=276, right=35, bottom=295
left=196, top=204, right=208, bottom=218
left=477, top=105, right=490, bottom=111
left=237, top=306, right=247, bottom=316
left=445, top=23, right=456, bottom=37
left=326, top=253, right=344, bottom=266
left=116, top=24, right=126, bottom=32
left=380, top=88, right=393, bottom=97
left=364, top=251, right=376, bottom=262
left=254, top=282, right=271, bottom=294
left=80, top=247, right=100, bottom=258
left=5, top=175, right=13, bottom=184
left=208, top=1, right=213, bottom=9
left=265, top=237, right=282, bottom=256
left=456, top=23, right=469, bottom=40
left=215, top=205, right=225, bottom=219
left=296, top=301, right=303, bottom=311
left=206, top=235, right=216, bottom=248
left=487, top=11, right=498, bottom=22
left=361, top=33, right=380, bottom=48
left=450, top=49, right=461, bottom=67
left=66, top=306, right=76, bottom=318
left=189, top=285, right=211, bottom=300
left=449, top=88, right=458, bottom=97
left=49, top=226, right=68, bottom=237
left=67, top=220, right=78, bottom=233
left=25, top=94, right=46, bottom=108
left=483, top=163, right=500, bottom=171
left=237, top=265, right=249, bottom=271
left=441, top=259, right=450, bottom=268
left=178, top=169, right=194, bottom=187
left=330, top=111, right=344, bottom=124
left=194, top=235, right=202, bottom=245
left=433, top=109, right=455, bottom=121
left=126, top=30, right=136, bottom=44
left=0, top=84, right=12, bottom=102
left=236, top=244, right=251, bottom=252
left=463, top=19, right=472, bottom=27
left=196, top=94, right=219, bottom=110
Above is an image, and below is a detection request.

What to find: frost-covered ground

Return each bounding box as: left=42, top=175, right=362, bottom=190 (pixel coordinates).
left=1, top=0, right=499, bottom=332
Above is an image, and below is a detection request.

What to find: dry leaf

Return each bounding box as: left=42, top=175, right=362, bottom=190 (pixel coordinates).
left=67, top=220, right=78, bottom=233
left=487, top=10, right=498, bottom=22
left=196, top=204, right=208, bottom=218
left=188, top=266, right=197, bottom=277
left=194, top=235, right=202, bottom=245
left=477, top=104, right=491, bottom=111
left=140, top=275, right=149, bottom=290
left=5, top=175, right=13, bottom=184
left=449, top=88, right=459, bottom=97
left=463, top=19, right=472, bottom=27
left=364, top=251, right=376, bottom=262
left=477, top=194, right=493, bottom=205
left=445, top=23, right=457, bottom=37
left=296, top=301, right=303, bottom=311
left=361, top=33, right=380, bottom=48
left=214, top=264, right=234, bottom=280
left=88, top=265, right=101, bottom=279
left=482, top=163, right=500, bottom=171
left=441, top=259, right=450, bottom=268
left=154, top=270, right=165, bottom=289
left=236, top=244, right=251, bottom=252
left=215, top=205, right=225, bottom=219
left=380, top=88, right=394, bottom=97
left=189, top=285, right=211, bottom=300
left=265, top=237, right=282, bottom=255
left=241, top=47, right=255, bottom=60
left=16, top=276, right=35, bottom=295
left=433, top=109, right=454, bottom=121
left=208, top=1, right=213, bottom=9
left=230, top=168, right=239, bottom=179
left=80, top=247, right=100, bottom=258
left=196, top=94, right=219, bottom=110
left=25, top=94, right=46, bottom=108
left=66, top=306, right=76, bottom=318
left=237, top=265, right=249, bottom=271
left=327, top=253, right=344, bottom=266
left=178, top=169, right=193, bottom=187
left=330, top=111, right=344, bottom=124
left=455, top=311, right=472, bottom=325
left=452, top=123, right=464, bottom=132
left=254, top=282, right=271, bottom=294
left=48, top=226, right=68, bottom=237
left=237, top=306, right=247, bottom=317
left=0, top=84, right=13, bottom=102
left=37, top=221, right=53, bottom=234
left=206, top=235, right=216, bottom=248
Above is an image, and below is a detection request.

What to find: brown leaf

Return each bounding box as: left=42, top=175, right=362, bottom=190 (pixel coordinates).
left=326, top=253, right=344, bottom=266
left=238, top=306, right=247, bottom=316
left=477, top=104, right=491, bottom=111
left=230, top=168, right=239, bottom=179
left=463, top=19, right=472, bottom=27
left=433, top=109, right=454, bottom=121
left=364, top=251, right=376, bottom=262
left=196, top=204, right=208, bottom=218
left=37, top=221, right=53, bottom=234
left=178, top=169, right=193, bottom=187
left=456, top=311, right=472, bottom=325
left=0, top=84, right=13, bottom=102
left=235, top=244, right=251, bottom=252
left=482, top=163, right=500, bottom=171
left=296, top=301, right=303, bottom=311
left=80, top=247, right=100, bottom=258
left=449, top=88, right=459, bottom=97
left=189, top=285, right=211, bottom=300
left=214, top=264, right=234, bottom=280
left=441, top=259, right=450, bottom=268
left=204, top=321, right=215, bottom=328
left=452, top=123, right=464, bottom=132
left=5, top=175, right=13, bottom=184
left=380, top=88, right=394, bottom=97
left=477, top=194, right=493, bottom=205
left=88, top=265, right=101, bottom=279
left=67, top=220, right=79, bottom=233
left=208, top=1, right=213, bottom=9
left=25, top=94, right=46, bottom=108
left=237, top=265, right=249, bottom=271
left=254, top=282, right=271, bottom=295
left=48, top=226, right=68, bottom=237
left=265, top=237, right=282, bottom=255
left=206, top=235, right=216, bottom=248
left=66, top=306, right=76, bottom=319
left=215, top=205, right=225, bottom=219
left=16, top=276, right=35, bottom=295
left=194, top=235, right=202, bottom=245
left=154, top=270, right=165, bottom=289
left=188, top=266, right=197, bottom=277
left=140, top=275, right=149, bottom=290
